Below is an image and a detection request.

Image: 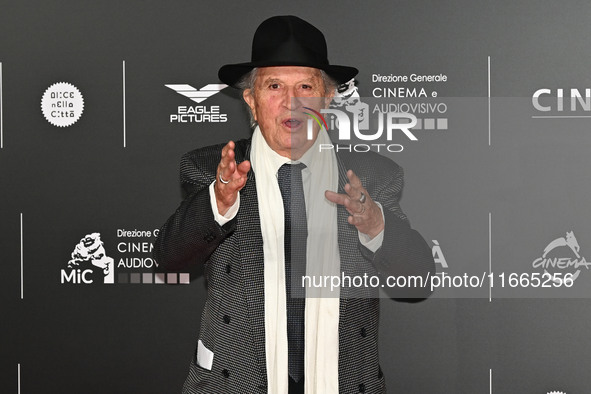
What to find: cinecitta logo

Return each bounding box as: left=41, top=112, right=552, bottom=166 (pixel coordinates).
left=432, top=240, right=448, bottom=269
left=532, top=231, right=590, bottom=284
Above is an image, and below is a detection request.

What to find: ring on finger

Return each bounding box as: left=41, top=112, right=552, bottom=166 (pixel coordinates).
left=359, top=192, right=366, bottom=204
left=219, top=174, right=230, bottom=184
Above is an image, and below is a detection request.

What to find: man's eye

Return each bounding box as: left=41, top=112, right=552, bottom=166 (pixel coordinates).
left=269, top=83, right=280, bottom=89
left=301, top=84, right=312, bottom=89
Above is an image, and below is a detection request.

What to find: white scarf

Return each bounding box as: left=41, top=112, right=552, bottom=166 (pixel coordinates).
left=250, top=127, right=340, bottom=394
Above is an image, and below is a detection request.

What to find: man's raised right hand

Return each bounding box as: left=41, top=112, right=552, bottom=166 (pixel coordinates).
left=214, top=141, right=251, bottom=216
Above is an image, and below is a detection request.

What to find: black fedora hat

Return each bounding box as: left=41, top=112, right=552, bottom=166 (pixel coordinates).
left=218, top=15, right=358, bottom=87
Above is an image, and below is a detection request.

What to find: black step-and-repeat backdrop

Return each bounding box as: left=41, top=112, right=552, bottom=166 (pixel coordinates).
left=2, top=1, right=591, bottom=393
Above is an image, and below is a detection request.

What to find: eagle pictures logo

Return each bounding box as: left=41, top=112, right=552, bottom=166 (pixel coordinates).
left=166, top=83, right=228, bottom=123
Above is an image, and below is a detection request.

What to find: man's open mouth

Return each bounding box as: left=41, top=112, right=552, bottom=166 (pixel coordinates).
left=282, top=118, right=303, bottom=128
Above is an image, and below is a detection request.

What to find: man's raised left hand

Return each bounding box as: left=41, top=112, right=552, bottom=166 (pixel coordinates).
left=325, top=170, right=384, bottom=239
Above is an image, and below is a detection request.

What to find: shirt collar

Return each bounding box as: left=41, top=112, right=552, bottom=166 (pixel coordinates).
left=254, top=126, right=328, bottom=176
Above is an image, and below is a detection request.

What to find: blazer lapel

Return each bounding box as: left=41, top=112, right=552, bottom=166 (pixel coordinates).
left=335, top=152, right=353, bottom=312
left=235, top=141, right=268, bottom=383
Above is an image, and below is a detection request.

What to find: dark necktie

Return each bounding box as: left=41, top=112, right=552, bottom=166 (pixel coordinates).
left=277, top=163, right=307, bottom=383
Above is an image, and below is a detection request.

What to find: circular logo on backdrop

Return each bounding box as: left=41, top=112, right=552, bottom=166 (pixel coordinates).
left=41, top=82, right=84, bottom=127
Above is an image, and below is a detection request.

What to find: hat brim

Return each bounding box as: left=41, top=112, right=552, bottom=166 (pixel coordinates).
left=218, top=61, right=358, bottom=88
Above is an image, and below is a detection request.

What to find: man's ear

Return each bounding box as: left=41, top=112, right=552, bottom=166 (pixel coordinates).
left=243, top=89, right=257, bottom=121
left=323, top=87, right=335, bottom=108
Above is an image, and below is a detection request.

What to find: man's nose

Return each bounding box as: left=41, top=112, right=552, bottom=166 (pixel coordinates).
left=283, top=87, right=303, bottom=109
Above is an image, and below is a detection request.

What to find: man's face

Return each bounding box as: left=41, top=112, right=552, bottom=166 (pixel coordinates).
left=243, top=66, right=333, bottom=159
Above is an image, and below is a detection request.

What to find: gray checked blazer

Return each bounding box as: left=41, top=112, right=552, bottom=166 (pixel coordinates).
left=154, top=138, right=434, bottom=394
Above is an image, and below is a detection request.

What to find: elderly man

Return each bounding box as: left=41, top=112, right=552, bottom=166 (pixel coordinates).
left=154, top=15, right=434, bottom=394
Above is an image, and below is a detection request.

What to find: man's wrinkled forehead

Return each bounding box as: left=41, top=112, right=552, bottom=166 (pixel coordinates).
left=254, top=66, right=324, bottom=87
